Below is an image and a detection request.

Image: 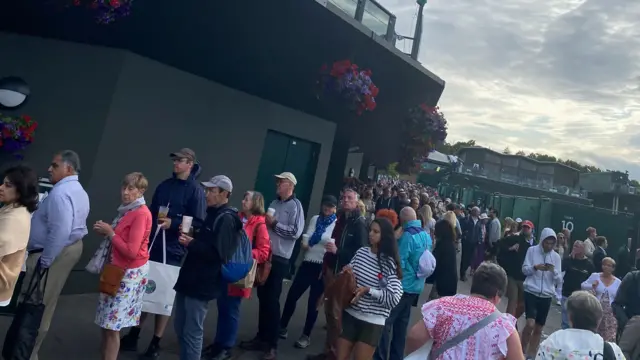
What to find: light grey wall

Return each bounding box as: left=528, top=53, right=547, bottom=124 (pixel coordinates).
left=1, top=34, right=336, bottom=294
left=345, top=152, right=363, bottom=177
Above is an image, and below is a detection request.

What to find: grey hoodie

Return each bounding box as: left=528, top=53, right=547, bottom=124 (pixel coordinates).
left=522, top=227, right=563, bottom=298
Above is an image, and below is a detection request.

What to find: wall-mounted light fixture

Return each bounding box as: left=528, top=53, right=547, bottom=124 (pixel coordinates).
left=0, top=77, right=30, bottom=109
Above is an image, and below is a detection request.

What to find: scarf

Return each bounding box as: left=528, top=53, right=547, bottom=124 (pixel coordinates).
left=109, top=197, right=146, bottom=237
left=309, top=213, right=337, bottom=247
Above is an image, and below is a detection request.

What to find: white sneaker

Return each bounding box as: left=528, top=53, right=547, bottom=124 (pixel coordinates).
left=295, top=335, right=311, bottom=349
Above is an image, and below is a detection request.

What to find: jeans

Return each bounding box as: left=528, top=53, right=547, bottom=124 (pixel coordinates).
left=374, top=293, right=417, bottom=360
left=174, top=292, right=209, bottom=360
left=560, top=296, right=569, bottom=329
left=280, top=261, right=324, bottom=336
left=256, top=256, right=289, bottom=349
left=214, top=294, right=242, bottom=349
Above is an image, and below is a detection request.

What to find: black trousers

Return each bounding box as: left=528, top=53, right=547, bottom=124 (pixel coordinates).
left=460, top=242, right=476, bottom=277
left=257, top=256, right=290, bottom=349
left=280, top=261, right=324, bottom=336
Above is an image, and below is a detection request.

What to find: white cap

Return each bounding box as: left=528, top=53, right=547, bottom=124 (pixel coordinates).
left=515, top=217, right=523, bottom=223
left=201, top=175, right=233, bottom=192
left=275, top=172, right=297, bottom=185
left=479, top=213, right=489, bottom=219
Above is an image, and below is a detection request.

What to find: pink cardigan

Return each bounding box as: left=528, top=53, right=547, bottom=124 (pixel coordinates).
left=111, top=206, right=152, bottom=269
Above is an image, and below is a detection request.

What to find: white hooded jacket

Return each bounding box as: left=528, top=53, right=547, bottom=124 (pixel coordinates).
left=522, top=228, right=563, bottom=298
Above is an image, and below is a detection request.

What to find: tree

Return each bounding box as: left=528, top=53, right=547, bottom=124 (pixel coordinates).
left=437, top=140, right=476, bottom=154
left=386, top=162, right=399, bottom=177
left=503, top=147, right=511, bottom=155
left=515, top=150, right=526, bottom=156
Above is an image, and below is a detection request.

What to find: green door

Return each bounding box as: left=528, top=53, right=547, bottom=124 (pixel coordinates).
left=254, top=130, right=320, bottom=214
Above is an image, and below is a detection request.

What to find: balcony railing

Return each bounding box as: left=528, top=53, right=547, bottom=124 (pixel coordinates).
left=327, top=0, right=397, bottom=43
left=458, top=166, right=587, bottom=198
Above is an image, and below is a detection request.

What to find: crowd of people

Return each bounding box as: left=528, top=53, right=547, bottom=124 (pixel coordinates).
left=1, top=149, right=640, bottom=360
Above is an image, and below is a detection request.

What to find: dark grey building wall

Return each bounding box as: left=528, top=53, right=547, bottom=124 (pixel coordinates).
left=1, top=34, right=336, bottom=294
left=0, top=33, right=123, bottom=183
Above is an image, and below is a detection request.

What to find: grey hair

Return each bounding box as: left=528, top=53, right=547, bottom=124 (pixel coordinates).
left=57, top=150, right=81, bottom=173
left=566, top=291, right=602, bottom=330
left=400, top=207, right=417, bottom=222
left=343, top=188, right=359, bottom=200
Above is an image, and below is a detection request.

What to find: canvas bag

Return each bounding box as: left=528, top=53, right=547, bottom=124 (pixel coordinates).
left=403, top=310, right=501, bottom=360
left=141, top=228, right=180, bottom=316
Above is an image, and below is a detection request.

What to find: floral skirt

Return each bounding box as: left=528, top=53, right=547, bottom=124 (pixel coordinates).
left=597, top=291, right=618, bottom=342
left=95, top=262, right=149, bottom=331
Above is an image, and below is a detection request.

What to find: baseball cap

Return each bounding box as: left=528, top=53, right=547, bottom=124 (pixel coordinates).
left=321, top=195, right=338, bottom=208
left=521, top=220, right=534, bottom=229
left=170, top=148, right=196, bottom=162
left=201, top=175, right=233, bottom=193
left=515, top=217, right=523, bottom=223
left=479, top=213, right=489, bottom=219
left=275, top=172, right=297, bottom=185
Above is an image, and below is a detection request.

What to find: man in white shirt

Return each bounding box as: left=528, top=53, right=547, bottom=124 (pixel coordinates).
left=583, top=227, right=597, bottom=260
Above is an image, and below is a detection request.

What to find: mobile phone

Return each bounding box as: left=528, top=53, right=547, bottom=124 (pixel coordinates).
left=545, top=263, right=554, bottom=269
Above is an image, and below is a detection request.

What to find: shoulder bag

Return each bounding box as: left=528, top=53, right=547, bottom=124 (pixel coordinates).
left=404, top=309, right=501, bottom=360
left=252, top=222, right=271, bottom=286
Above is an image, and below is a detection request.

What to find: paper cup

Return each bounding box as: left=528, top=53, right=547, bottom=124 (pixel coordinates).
left=267, top=208, right=276, bottom=216
left=181, top=216, right=193, bottom=233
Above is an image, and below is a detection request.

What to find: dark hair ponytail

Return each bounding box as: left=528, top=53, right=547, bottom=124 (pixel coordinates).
left=371, top=218, right=403, bottom=279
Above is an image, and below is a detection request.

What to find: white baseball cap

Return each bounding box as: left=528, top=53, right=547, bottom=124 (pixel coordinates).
left=201, top=175, right=233, bottom=192
left=275, top=172, right=297, bottom=185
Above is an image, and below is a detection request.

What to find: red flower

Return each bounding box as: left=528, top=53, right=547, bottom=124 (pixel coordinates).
left=370, top=84, right=379, bottom=98
left=22, top=115, right=31, bottom=123
left=109, top=0, right=121, bottom=8
left=377, top=273, right=383, bottom=280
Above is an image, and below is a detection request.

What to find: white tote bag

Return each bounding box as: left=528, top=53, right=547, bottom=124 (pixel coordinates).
left=85, top=238, right=111, bottom=274
left=141, top=228, right=181, bottom=316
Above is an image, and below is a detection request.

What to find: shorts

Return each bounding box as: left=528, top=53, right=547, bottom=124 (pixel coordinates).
left=506, top=277, right=524, bottom=301
left=340, top=310, right=384, bottom=347
left=524, top=291, right=552, bottom=326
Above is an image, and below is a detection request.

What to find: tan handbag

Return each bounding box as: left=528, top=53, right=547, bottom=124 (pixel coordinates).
left=99, top=263, right=126, bottom=296
left=234, top=259, right=257, bottom=288
left=253, top=223, right=272, bottom=286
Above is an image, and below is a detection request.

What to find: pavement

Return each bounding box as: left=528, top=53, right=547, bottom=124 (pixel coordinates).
left=0, top=278, right=561, bottom=360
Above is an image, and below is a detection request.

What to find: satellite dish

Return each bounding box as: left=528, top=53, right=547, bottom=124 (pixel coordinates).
left=0, top=77, right=30, bottom=109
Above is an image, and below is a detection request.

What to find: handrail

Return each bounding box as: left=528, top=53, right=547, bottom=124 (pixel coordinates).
left=328, top=0, right=397, bottom=43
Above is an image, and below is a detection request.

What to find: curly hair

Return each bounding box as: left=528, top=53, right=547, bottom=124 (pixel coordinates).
left=376, top=208, right=399, bottom=228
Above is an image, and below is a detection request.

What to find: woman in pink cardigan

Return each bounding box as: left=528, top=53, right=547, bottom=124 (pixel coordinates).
left=92, top=172, right=152, bottom=360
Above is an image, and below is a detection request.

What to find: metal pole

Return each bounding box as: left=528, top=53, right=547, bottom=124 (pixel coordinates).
left=411, top=1, right=426, bottom=60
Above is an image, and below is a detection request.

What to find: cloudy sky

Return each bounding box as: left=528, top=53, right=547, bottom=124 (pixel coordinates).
left=377, top=0, right=640, bottom=178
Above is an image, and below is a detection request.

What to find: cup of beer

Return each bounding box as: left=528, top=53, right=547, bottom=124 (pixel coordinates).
left=158, top=206, right=169, bottom=219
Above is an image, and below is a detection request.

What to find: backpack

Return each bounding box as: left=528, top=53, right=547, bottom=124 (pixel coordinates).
left=213, top=210, right=254, bottom=283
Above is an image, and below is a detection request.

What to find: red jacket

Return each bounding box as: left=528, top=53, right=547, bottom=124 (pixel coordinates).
left=228, top=213, right=271, bottom=298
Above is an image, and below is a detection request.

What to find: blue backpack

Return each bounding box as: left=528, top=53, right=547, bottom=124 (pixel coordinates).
left=213, top=210, right=253, bottom=283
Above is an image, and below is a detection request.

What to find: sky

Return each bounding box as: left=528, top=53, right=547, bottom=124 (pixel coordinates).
left=377, top=0, right=640, bottom=178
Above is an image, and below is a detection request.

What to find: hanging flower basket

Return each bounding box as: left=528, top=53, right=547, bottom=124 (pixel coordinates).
left=71, top=0, right=133, bottom=24
left=0, top=114, right=38, bottom=158
left=397, top=104, right=448, bottom=173
left=317, top=60, right=379, bottom=115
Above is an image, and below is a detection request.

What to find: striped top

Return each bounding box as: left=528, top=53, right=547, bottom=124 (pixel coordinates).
left=267, top=196, right=305, bottom=259
left=346, top=247, right=403, bottom=325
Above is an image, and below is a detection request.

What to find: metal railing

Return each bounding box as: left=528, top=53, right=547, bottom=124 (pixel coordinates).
left=457, top=166, right=587, bottom=198
left=328, top=0, right=397, bottom=43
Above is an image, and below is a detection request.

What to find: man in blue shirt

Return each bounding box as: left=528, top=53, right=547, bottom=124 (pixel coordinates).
left=26, top=150, right=90, bottom=360
left=374, top=207, right=429, bottom=360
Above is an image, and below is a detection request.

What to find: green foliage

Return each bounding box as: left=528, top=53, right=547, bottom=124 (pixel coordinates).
left=386, top=162, right=399, bottom=177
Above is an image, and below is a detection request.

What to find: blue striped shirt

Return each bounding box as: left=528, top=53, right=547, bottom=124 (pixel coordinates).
left=28, top=175, right=90, bottom=267
left=267, top=196, right=304, bottom=259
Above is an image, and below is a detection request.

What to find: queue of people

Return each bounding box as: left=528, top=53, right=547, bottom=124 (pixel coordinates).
left=2, top=159, right=640, bottom=360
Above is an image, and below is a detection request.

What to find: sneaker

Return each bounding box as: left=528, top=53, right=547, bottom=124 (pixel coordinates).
left=139, top=343, right=160, bottom=360
left=207, top=349, right=233, bottom=360
left=202, top=343, right=220, bottom=357
left=262, top=348, right=278, bottom=360
left=294, top=335, right=311, bottom=349
left=239, top=336, right=267, bottom=351
left=119, top=333, right=138, bottom=352
left=279, top=328, right=288, bottom=339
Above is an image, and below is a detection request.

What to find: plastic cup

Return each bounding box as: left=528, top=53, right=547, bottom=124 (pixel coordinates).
left=158, top=206, right=169, bottom=219
left=181, top=216, right=193, bottom=234
left=267, top=208, right=276, bottom=217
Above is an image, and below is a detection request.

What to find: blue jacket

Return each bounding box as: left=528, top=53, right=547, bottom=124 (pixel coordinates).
left=149, top=164, right=207, bottom=264
left=399, top=220, right=430, bottom=294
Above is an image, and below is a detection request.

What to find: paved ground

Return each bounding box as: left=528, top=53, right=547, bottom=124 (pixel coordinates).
left=0, top=278, right=561, bottom=360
